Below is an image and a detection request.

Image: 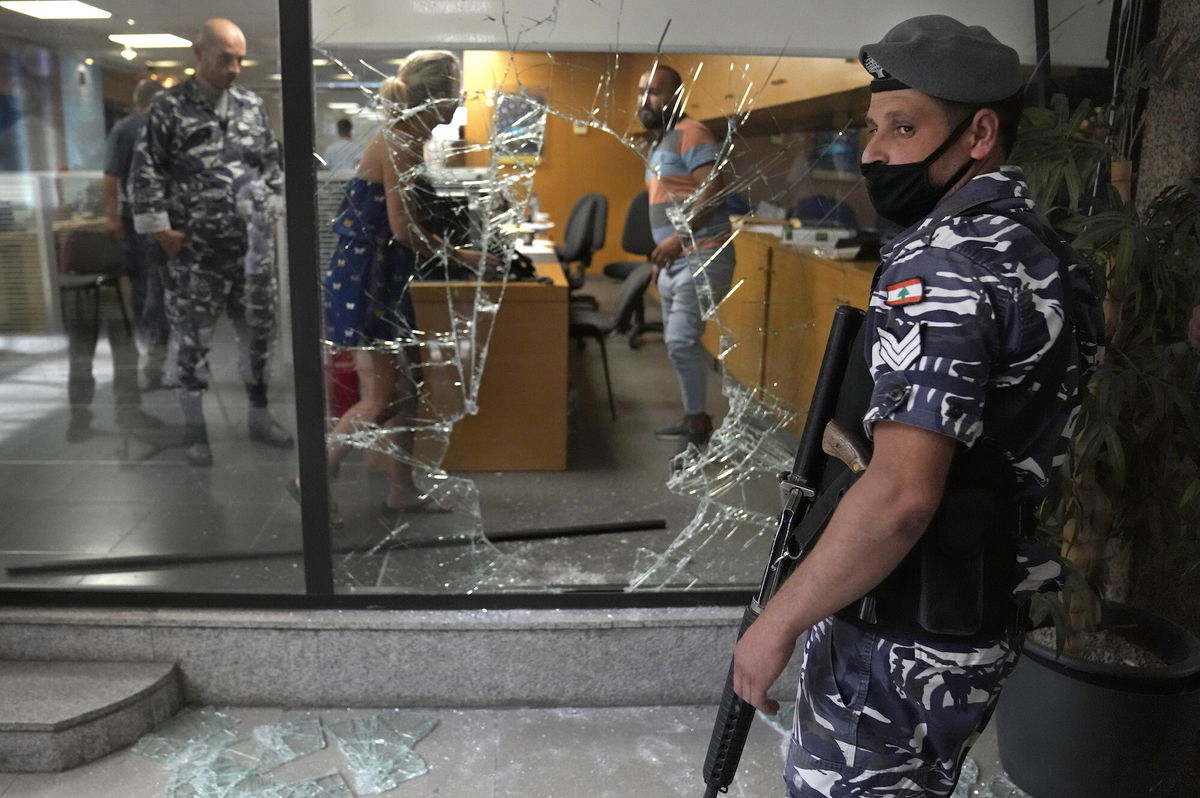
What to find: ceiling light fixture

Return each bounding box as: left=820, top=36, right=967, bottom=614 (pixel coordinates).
left=119, top=47, right=136, bottom=61
left=108, top=33, right=191, bottom=48
left=146, top=60, right=181, bottom=67
left=0, top=1, right=110, bottom=19
left=184, top=67, right=195, bottom=75
left=312, top=59, right=329, bottom=66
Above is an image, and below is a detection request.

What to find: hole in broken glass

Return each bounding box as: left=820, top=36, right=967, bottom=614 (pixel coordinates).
left=308, top=31, right=868, bottom=594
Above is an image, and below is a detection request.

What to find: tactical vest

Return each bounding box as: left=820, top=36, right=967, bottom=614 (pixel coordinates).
left=831, top=208, right=1094, bottom=641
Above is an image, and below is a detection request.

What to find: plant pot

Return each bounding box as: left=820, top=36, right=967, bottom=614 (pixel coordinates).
left=995, top=602, right=1200, bottom=798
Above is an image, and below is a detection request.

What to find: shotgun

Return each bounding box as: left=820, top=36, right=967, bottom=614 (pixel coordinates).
left=702, top=304, right=867, bottom=797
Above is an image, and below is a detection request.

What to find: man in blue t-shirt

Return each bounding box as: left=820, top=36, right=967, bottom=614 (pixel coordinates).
left=104, top=78, right=169, bottom=391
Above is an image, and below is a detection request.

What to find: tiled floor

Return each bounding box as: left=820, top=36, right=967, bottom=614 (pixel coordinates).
left=0, top=274, right=775, bottom=595
left=0, top=704, right=1011, bottom=798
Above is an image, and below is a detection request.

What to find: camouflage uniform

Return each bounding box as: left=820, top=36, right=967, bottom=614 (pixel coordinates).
left=130, top=77, right=282, bottom=404
left=786, top=168, right=1102, bottom=797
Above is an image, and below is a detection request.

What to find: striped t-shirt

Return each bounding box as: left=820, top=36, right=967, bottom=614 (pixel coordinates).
left=645, top=116, right=730, bottom=271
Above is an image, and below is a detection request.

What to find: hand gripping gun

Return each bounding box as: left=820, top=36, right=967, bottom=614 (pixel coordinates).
left=701, top=304, right=868, bottom=797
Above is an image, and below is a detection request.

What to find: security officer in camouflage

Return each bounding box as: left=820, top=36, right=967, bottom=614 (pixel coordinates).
left=730, top=15, right=1103, bottom=797
left=131, top=17, right=292, bottom=467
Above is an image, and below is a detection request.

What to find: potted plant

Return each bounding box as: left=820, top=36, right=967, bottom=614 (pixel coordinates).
left=993, top=31, right=1200, bottom=798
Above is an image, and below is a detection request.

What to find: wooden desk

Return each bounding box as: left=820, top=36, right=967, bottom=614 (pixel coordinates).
left=703, top=232, right=875, bottom=434
left=411, top=261, right=568, bottom=471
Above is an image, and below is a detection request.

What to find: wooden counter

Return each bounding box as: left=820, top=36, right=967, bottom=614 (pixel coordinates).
left=411, top=261, right=568, bottom=471
left=703, top=232, right=876, bottom=434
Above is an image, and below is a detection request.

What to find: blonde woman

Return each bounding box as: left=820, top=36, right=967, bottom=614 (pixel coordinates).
left=296, top=50, right=494, bottom=523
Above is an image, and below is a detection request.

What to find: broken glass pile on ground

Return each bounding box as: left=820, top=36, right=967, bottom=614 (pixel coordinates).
left=132, top=708, right=437, bottom=797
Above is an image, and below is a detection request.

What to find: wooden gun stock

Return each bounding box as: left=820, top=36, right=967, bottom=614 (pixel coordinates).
left=821, top=419, right=871, bottom=473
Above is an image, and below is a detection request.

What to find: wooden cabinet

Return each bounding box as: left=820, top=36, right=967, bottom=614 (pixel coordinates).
left=705, top=232, right=875, bottom=434
left=702, top=235, right=769, bottom=391
left=410, top=262, right=568, bottom=471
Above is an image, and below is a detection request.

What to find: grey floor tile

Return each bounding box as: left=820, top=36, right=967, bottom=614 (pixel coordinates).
left=490, top=705, right=787, bottom=798
left=1, top=748, right=172, bottom=798
left=0, top=502, right=149, bottom=553
left=0, top=706, right=1008, bottom=798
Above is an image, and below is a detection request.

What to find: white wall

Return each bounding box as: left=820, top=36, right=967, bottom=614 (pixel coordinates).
left=312, top=0, right=1114, bottom=67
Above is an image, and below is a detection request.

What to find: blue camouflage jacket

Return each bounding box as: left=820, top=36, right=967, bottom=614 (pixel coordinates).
left=863, top=166, right=1103, bottom=498
left=131, top=77, right=281, bottom=238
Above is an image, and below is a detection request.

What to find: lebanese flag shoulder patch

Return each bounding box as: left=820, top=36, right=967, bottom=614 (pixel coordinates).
left=885, top=278, right=923, bottom=306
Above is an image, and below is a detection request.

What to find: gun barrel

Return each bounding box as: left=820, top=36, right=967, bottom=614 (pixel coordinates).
left=702, top=605, right=760, bottom=794
left=700, top=305, right=866, bottom=797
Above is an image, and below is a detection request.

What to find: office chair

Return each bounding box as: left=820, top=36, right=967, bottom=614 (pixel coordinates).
left=602, top=190, right=654, bottom=281
left=555, top=192, right=607, bottom=308
left=600, top=191, right=662, bottom=348
left=568, top=262, right=654, bottom=421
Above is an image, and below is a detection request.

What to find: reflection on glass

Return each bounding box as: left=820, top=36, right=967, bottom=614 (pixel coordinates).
left=0, top=10, right=303, bottom=593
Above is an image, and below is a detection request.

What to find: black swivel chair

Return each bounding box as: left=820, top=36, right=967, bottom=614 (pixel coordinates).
left=602, top=190, right=654, bottom=281
left=602, top=190, right=662, bottom=349
left=569, top=263, right=654, bottom=421
left=555, top=193, right=607, bottom=308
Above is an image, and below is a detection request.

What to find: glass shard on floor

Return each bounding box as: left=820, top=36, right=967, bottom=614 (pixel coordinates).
left=325, top=711, right=440, bottom=794
left=133, top=709, right=437, bottom=797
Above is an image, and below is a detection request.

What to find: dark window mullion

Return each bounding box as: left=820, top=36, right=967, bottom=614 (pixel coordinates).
left=277, top=0, right=334, bottom=595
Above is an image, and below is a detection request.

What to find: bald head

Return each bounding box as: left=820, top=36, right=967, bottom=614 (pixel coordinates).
left=196, top=18, right=244, bottom=50
left=193, top=18, right=246, bottom=91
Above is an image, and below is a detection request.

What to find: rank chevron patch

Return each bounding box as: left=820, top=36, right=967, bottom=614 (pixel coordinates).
left=876, top=320, right=921, bottom=371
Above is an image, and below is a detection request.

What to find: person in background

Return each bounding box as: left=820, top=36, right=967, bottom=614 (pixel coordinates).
left=322, top=118, right=362, bottom=172
left=637, top=63, right=735, bottom=452
left=295, top=50, right=496, bottom=523
left=731, top=15, right=1103, bottom=797
left=104, top=78, right=171, bottom=392
left=130, top=17, right=293, bottom=467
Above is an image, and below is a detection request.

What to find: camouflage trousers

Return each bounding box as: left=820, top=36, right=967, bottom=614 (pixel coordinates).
left=786, top=616, right=1018, bottom=797
left=165, top=232, right=278, bottom=400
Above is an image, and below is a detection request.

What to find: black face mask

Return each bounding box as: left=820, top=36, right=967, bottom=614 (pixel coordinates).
left=860, top=114, right=976, bottom=228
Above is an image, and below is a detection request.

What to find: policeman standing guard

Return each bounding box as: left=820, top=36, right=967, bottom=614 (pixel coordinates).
left=131, top=17, right=293, bottom=466
left=731, top=15, right=1103, bottom=797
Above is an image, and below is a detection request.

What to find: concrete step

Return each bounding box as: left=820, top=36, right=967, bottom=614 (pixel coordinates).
left=0, top=607, right=800, bottom=709
left=0, top=660, right=181, bottom=772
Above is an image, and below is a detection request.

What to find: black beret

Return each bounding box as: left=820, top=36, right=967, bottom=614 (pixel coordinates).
left=859, top=15, right=1022, bottom=103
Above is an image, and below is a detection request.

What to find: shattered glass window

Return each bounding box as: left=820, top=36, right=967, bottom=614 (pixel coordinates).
left=308, top=5, right=880, bottom=597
